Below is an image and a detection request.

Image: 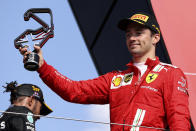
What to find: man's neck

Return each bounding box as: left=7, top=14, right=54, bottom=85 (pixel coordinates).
left=132, top=54, right=156, bottom=63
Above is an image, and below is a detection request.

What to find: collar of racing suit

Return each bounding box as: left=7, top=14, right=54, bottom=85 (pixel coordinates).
left=126, top=56, right=160, bottom=68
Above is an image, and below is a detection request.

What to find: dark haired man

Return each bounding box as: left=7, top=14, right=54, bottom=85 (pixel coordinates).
left=20, top=12, right=190, bottom=130
left=0, top=81, right=52, bottom=131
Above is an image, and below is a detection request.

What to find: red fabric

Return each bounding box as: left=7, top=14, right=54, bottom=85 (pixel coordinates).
left=151, top=0, right=196, bottom=126
left=38, top=58, right=190, bottom=130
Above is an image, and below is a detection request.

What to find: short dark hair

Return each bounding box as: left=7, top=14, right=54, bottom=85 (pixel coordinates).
left=150, top=29, right=157, bottom=36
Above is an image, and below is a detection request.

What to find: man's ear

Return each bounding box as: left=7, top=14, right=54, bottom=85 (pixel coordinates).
left=152, top=33, right=160, bottom=45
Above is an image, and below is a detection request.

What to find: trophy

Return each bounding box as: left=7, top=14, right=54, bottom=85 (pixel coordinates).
left=14, top=8, right=54, bottom=71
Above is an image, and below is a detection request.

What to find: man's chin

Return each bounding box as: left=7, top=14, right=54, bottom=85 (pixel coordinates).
left=34, top=116, right=40, bottom=121
left=130, top=50, right=142, bottom=56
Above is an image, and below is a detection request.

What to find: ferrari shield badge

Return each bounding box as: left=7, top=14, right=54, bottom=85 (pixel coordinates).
left=146, top=73, right=158, bottom=83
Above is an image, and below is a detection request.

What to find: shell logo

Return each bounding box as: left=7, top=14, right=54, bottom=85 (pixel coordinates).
left=112, top=77, right=122, bottom=87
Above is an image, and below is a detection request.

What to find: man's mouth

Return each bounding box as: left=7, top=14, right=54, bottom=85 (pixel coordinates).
left=129, top=43, right=140, bottom=48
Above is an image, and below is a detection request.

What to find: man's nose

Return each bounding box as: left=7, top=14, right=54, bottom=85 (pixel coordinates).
left=129, top=35, right=137, bottom=41
left=128, top=36, right=137, bottom=43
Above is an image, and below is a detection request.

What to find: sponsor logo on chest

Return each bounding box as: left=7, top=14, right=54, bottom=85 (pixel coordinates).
left=111, top=73, right=133, bottom=89
left=27, top=112, right=34, bottom=123
left=0, top=121, right=5, bottom=129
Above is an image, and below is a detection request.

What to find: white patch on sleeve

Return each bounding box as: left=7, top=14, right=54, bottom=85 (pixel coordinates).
left=178, top=76, right=186, bottom=87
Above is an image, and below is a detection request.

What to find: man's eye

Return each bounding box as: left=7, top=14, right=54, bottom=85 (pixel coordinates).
left=136, top=32, right=142, bottom=36
left=126, top=34, right=131, bottom=38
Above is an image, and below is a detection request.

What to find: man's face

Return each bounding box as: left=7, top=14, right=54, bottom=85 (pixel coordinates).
left=32, top=99, right=42, bottom=121
left=125, top=22, right=159, bottom=58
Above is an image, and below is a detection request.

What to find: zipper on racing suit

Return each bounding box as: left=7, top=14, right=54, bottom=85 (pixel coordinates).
left=123, top=119, right=125, bottom=131
left=122, top=69, right=141, bottom=131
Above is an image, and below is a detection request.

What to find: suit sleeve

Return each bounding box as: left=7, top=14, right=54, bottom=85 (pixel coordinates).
left=37, top=61, right=112, bottom=104
left=163, top=68, right=190, bottom=130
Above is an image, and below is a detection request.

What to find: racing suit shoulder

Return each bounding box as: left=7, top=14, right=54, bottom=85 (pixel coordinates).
left=160, top=62, right=178, bottom=69
left=157, top=62, right=184, bottom=75
left=0, top=106, right=35, bottom=131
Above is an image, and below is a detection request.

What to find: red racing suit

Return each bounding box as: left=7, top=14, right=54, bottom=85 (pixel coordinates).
left=37, top=57, right=190, bottom=131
